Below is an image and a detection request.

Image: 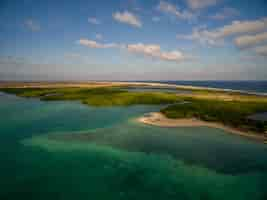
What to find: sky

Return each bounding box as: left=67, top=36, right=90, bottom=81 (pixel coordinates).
left=0, top=0, right=267, bottom=81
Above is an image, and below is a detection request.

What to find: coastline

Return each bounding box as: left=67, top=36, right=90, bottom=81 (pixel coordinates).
left=1, top=81, right=266, bottom=141
left=0, top=81, right=266, bottom=96
left=137, top=112, right=267, bottom=143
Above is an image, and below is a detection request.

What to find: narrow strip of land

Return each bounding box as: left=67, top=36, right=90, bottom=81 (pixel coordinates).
left=0, top=81, right=266, bottom=96
left=137, top=112, right=267, bottom=143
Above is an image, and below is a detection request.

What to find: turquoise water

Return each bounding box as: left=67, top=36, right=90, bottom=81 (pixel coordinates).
left=1, top=93, right=267, bottom=200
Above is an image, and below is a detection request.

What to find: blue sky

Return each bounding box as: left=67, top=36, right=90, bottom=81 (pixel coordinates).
left=0, top=0, right=267, bottom=80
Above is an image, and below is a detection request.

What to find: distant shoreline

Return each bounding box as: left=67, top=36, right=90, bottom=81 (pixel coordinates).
left=0, top=81, right=266, bottom=96
left=137, top=112, right=267, bottom=143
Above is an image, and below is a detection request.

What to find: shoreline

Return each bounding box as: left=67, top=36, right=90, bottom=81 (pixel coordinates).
left=137, top=112, right=267, bottom=143
left=0, top=81, right=266, bottom=96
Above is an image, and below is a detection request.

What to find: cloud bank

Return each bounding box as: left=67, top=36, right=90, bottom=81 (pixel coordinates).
left=78, top=39, right=188, bottom=63
left=177, top=18, right=267, bottom=46
left=127, top=43, right=186, bottom=62
left=234, top=32, right=267, bottom=48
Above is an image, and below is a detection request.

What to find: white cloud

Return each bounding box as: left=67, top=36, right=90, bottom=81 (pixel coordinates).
left=127, top=43, right=186, bottom=62
left=177, top=25, right=224, bottom=46
left=95, top=34, right=103, bottom=40
left=158, top=1, right=194, bottom=20
left=177, top=18, right=267, bottom=46
left=24, top=19, right=40, bottom=31
left=211, top=7, right=239, bottom=20
left=77, top=38, right=189, bottom=63
left=254, top=45, right=267, bottom=56
left=112, top=11, right=142, bottom=28
left=234, top=32, right=267, bottom=48
left=127, top=44, right=161, bottom=57
left=187, top=0, right=218, bottom=10
left=78, top=39, right=119, bottom=48
left=213, top=18, right=267, bottom=37
left=160, top=51, right=185, bottom=61
left=88, top=17, right=101, bottom=25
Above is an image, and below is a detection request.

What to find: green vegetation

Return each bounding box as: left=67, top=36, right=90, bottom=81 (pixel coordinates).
left=161, top=98, right=267, bottom=133
left=0, top=87, right=178, bottom=106
left=1, top=86, right=267, bottom=134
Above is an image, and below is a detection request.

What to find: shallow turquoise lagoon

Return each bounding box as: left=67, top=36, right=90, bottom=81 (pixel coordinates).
left=1, top=93, right=267, bottom=200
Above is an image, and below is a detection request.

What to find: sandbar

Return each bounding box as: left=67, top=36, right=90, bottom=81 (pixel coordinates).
left=137, top=112, right=267, bottom=143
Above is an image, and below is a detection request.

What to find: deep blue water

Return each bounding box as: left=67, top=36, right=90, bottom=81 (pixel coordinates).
left=131, top=81, right=267, bottom=94
left=160, top=81, right=267, bottom=93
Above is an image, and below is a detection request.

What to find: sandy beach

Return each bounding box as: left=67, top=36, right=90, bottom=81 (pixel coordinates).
left=137, top=112, right=267, bottom=143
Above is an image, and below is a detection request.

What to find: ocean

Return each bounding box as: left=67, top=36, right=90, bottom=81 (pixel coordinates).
left=158, top=80, right=267, bottom=94
left=1, top=93, right=267, bottom=200
left=129, top=80, right=267, bottom=94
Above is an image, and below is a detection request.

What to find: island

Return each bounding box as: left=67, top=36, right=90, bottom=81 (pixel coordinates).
left=0, top=81, right=267, bottom=142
